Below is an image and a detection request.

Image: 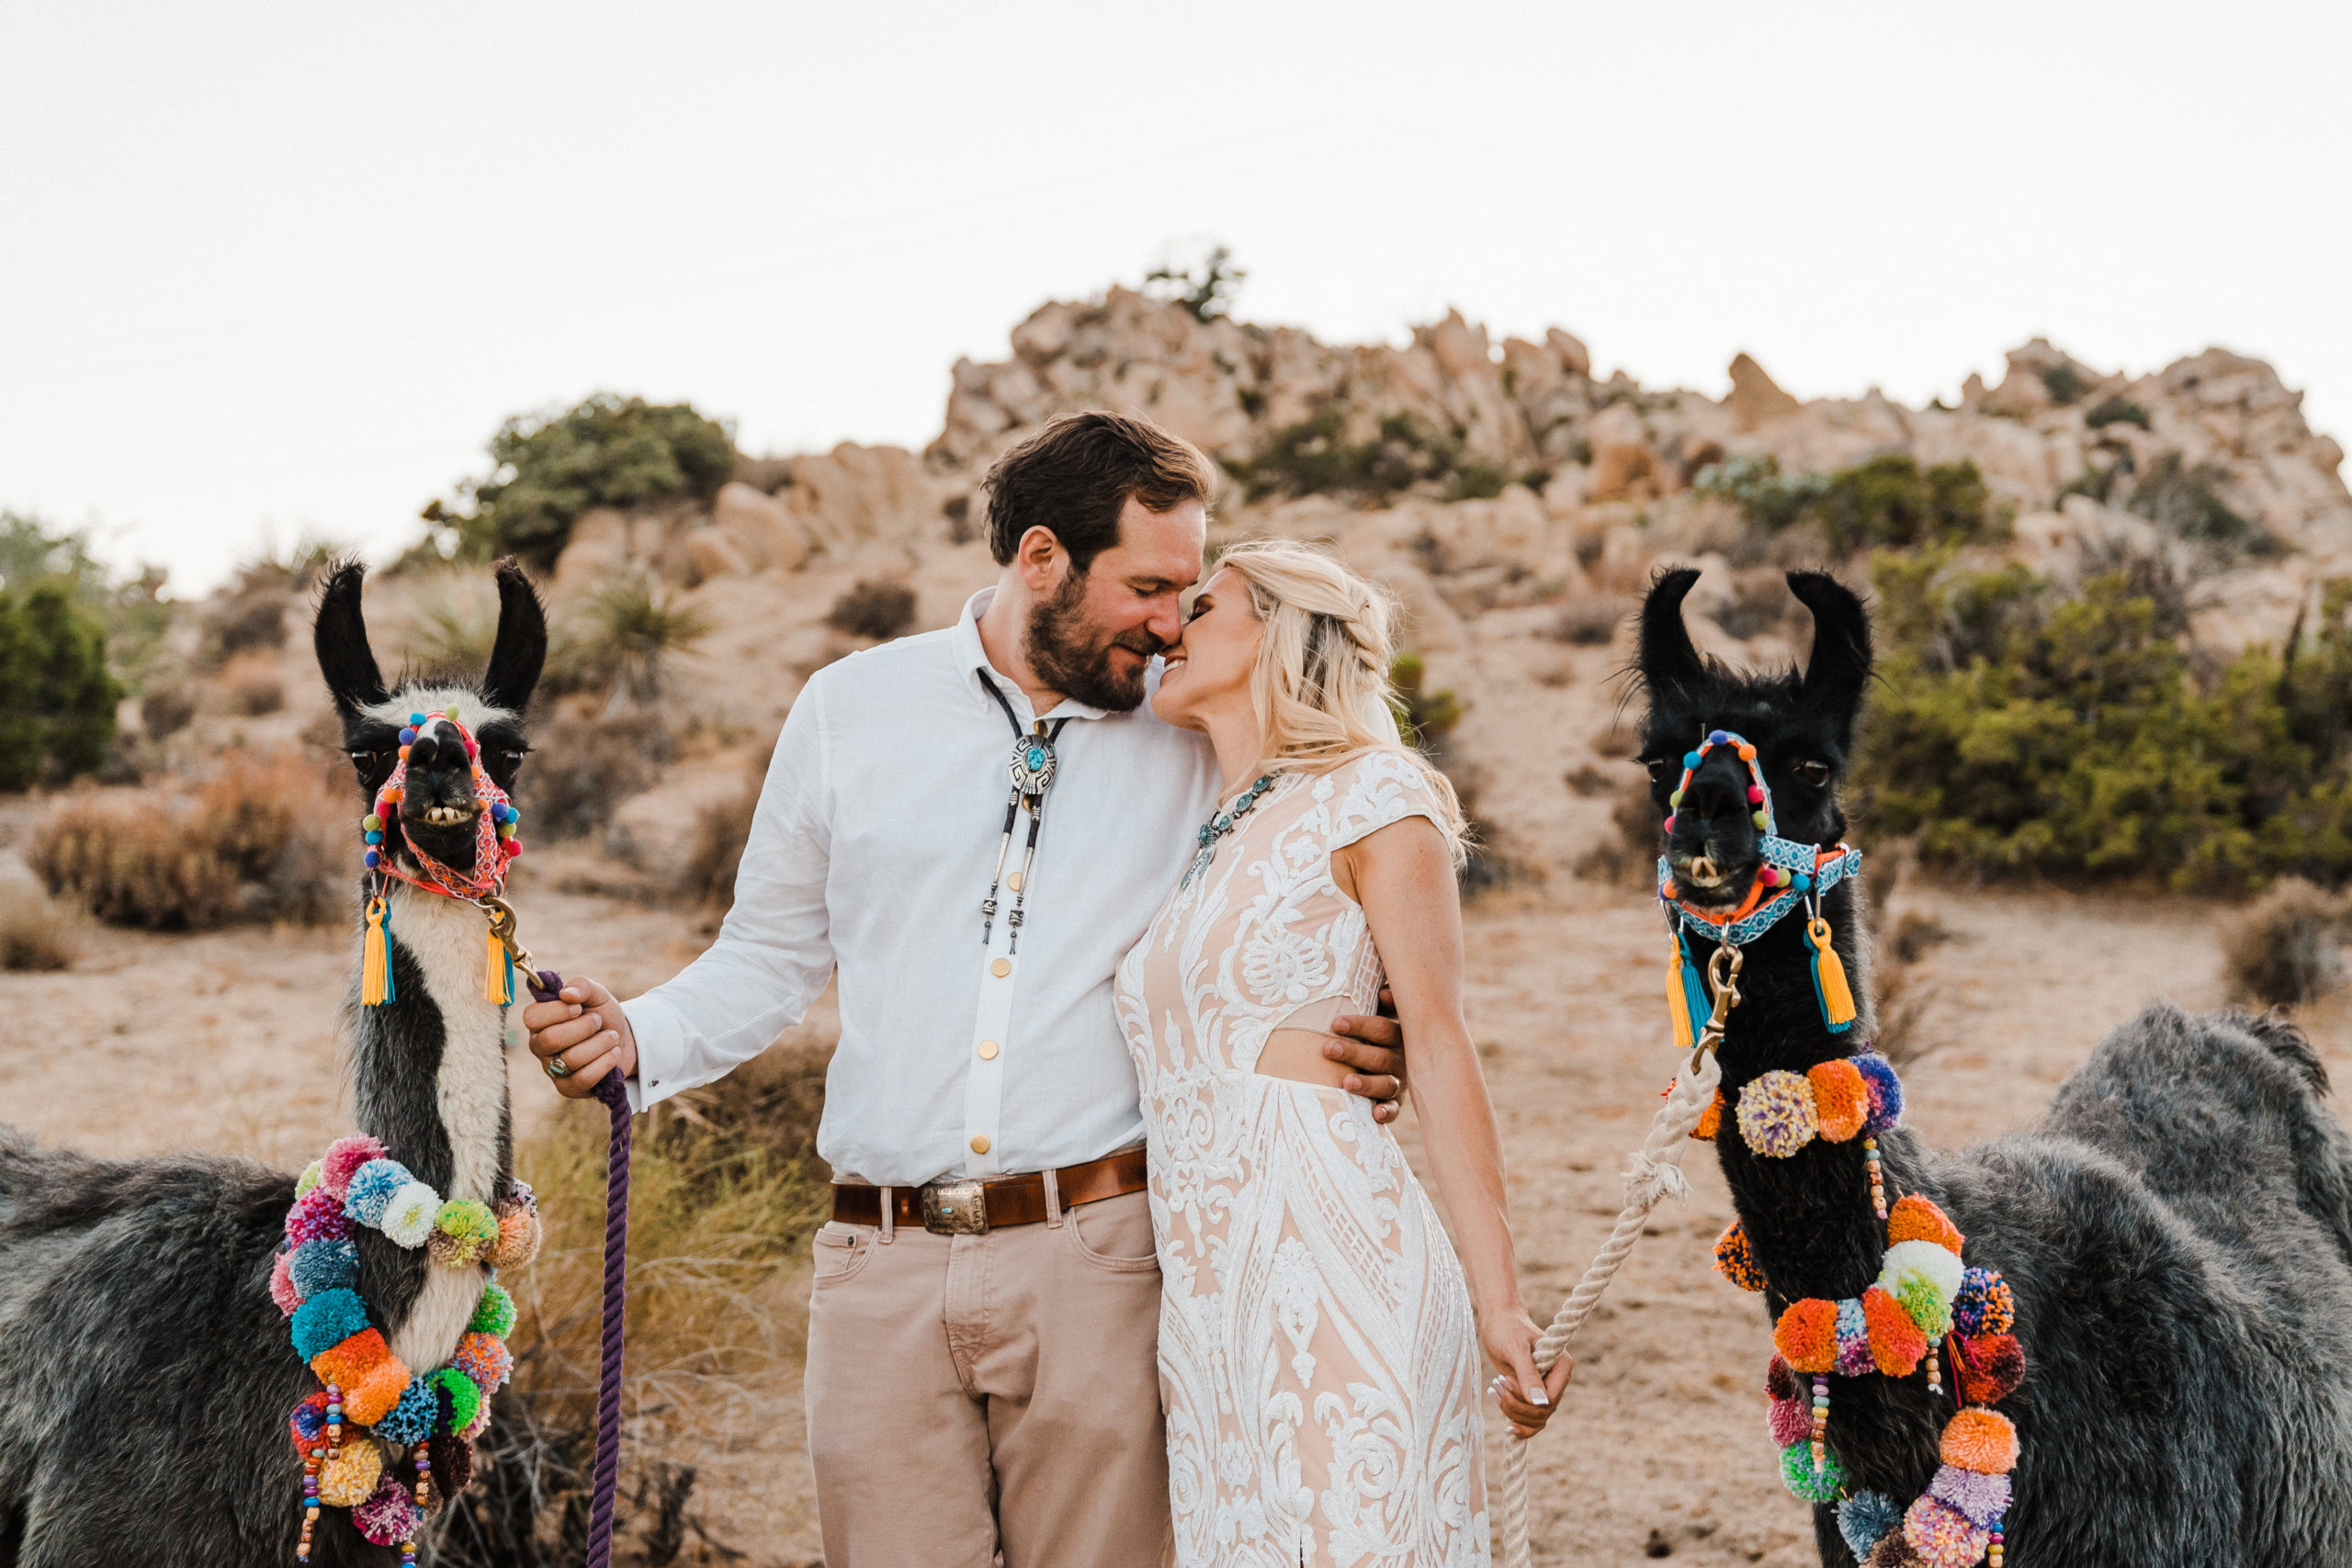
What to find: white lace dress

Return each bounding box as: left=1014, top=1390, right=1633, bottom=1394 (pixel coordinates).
left=1114, top=751, right=1488, bottom=1568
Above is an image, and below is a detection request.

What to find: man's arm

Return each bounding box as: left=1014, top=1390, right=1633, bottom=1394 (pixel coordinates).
left=525, top=687, right=835, bottom=1108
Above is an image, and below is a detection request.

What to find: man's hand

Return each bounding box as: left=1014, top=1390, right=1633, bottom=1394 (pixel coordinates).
left=1328, top=985, right=1408, bottom=1124
left=520, top=977, right=638, bottom=1099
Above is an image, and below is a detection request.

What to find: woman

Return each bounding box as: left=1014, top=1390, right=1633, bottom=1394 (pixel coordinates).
left=1115, top=538, right=1566, bottom=1568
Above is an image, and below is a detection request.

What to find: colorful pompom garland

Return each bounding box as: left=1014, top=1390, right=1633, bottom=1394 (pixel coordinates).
left=1712, top=1041, right=2024, bottom=1567
left=280, top=1134, right=536, bottom=1562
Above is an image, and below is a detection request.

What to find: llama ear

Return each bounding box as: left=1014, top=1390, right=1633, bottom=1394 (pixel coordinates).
left=1788, top=570, right=1872, bottom=727
left=313, top=559, right=389, bottom=719
left=481, top=558, right=548, bottom=716
left=1638, top=568, right=1708, bottom=698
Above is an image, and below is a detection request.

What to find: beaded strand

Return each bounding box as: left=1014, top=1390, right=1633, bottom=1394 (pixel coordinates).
left=1809, top=1375, right=1830, bottom=1471
left=1864, top=1134, right=1888, bottom=1218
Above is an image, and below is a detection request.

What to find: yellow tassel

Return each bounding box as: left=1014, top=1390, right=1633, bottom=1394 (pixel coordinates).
left=482, top=924, right=514, bottom=1006
left=1805, top=918, right=1857, bottom=1032
left=361, top=897, right=394, bottom=1007
left=1667, top=940, right=1697, bottom=1051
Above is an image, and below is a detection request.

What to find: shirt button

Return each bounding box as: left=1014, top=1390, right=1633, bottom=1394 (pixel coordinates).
left=989, top=958, right=1012, bottom=977
left=978, top=1040, right=999, bottom=1060
left=970, top=1134, right=991, bottom=1155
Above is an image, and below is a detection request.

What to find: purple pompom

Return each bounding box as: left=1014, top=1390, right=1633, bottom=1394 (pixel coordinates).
left=1951, top=1267, right=2016, bottom=1337
left=1928, top=1462, right=2012, bottom=1528
left=1852, top=1052, right=1904, bottom=1134
left=352, top=1475, right=423, bottom=1546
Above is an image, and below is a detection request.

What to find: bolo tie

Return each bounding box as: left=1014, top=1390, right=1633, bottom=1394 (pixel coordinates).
left=978, top=672, right=1069, bottom=953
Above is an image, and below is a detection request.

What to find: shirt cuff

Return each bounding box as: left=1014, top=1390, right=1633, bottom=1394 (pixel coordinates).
left=619, top=993, right=687, bottom=1114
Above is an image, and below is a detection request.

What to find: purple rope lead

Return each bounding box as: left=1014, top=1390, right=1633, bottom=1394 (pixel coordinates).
left=529, top=968, right=632, bottom=1568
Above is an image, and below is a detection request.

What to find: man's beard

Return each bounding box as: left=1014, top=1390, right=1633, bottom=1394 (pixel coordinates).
left=1025, top=570, right=1164, bottom=712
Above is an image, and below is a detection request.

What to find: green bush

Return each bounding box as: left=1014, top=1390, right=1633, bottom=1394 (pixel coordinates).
left=1144, top=244, right=1248, bottom=322
left=425, top=394, right=738, bottom=568
left=1856, top=552, right=2352, bottom=892
left=1699, top=454, right=2003, bottom=555
left=1241, top=404, right=1476, bottom=504
left=2039, top=363, right=2090, bottom=407
left=2084, top=395, right=2152, bottom=431
left=0, top=513, right=170, bottom=691
left=1391, top=652, right=1462, bottom=752
left=0, top=583, right=119, bottom=790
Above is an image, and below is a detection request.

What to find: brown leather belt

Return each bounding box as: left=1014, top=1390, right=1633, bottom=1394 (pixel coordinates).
left=831, top=1145, right=1148, bottom=1235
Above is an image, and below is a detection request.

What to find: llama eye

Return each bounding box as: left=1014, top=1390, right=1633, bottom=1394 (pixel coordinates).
left=348, top=750, right=391, bottom=777
left=1645, top=758, right=1670, bottom=782
left=1793, top=761, right=1832, bottom=786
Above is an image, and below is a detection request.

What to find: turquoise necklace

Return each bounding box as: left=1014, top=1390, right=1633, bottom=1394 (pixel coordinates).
left=1183, top=773, right=1278, bottom=888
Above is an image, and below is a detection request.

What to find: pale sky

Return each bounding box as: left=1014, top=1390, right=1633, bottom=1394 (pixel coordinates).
left=5, top=3, right=2345, bottom=593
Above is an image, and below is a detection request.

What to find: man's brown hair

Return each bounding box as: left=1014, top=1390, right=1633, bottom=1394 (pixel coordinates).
left=981, top=412, right=1218, bottom=572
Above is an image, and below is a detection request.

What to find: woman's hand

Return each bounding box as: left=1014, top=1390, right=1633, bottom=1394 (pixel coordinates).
left=520, top=976, right=638, bottom=1099
left=1483, top=1309, right=1572, bottom=1439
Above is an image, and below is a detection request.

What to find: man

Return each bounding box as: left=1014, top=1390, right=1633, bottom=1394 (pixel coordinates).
left=526, top=411, right=1408, bottom=1567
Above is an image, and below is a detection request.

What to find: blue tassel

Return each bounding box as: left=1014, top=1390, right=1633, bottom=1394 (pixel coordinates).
left=1806, top=918, right=1858, bottom=1033
left=1667, top=931, right=1712, bottom=1049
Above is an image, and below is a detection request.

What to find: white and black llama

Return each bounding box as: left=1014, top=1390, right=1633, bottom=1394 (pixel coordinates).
left=0, top=560, right=548, bottom=1566
left=1637, top=568, right=2352, bottom=1566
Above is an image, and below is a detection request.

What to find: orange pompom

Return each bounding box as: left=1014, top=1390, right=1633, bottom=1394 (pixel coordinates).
left=343, top=1357, right=413, bottom=1426
left=311, top=1326, right=390, bottom=1389
left=1939, top=1407, right=2019, bottom=1474
left=1773, top=1297, right=1841, bottom=1374
left=1713, top=1221, right=1767, bottom=1292
left=1692, top=1089, right=1724, bottom=1142
left=1887, top=1194, right=1965, bottom=1255
left=1861, top=1285, right=1927, bottom=1376
left=486, top=1205, right=543, bottom=1269
left=1807, top=1058, right=1869, bottom=1143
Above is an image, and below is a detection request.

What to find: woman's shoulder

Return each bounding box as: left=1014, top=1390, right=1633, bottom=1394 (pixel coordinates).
left=1313, top=750, right=1448, bottom=840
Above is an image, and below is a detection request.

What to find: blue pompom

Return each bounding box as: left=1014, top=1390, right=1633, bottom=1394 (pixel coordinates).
left=408, top=712, right=425, bottom=725
left=345, top=1158, right=413, bottom=1225
left=1708, top=729, right=1729, bottom=745
left=1792, top=873, right=1812, bottom=892
left=1852, top=1052, right=1905, bottom=1134
left=1683, top=750, right=1703, bottom=769
left=364, top=831, right=383, bottom=845
left=290, top=1287, right=372, bottom=1360
left=364, top=850, right=380, bottom=869
left=375, top=1376, right=438, bottom=1444
left=1837, top=1492, right=1903, bottom=1558
left=287, top=1239, right=359, bottom=1297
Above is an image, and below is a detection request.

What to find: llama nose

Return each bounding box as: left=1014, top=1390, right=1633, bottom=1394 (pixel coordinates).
left=408, top=726, right=449, bottom=773
left=1680, top=752, right=1751, bottom=827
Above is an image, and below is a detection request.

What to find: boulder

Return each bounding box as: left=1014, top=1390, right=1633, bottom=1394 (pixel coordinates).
left=554, top=508, right=632, bottom=591
left=1728, top=353, right=1803, bottom=432
left=713, top=480, right=816, bottom=571
left=1547, top=328, right=1592, bottom=378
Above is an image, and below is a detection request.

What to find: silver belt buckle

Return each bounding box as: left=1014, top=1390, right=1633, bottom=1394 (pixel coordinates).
left=922, top=1179, right=988, bottom=1235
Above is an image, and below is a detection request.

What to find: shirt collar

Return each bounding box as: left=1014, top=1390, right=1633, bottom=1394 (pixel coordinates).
left=956, top=587, right=1114, bottom=726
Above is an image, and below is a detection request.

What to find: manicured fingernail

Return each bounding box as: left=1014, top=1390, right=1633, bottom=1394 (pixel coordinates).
left=1530, top=1387, right=1549, bottom=1406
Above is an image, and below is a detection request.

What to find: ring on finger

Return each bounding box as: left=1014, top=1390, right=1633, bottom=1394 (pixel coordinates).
left=546, top=1055, right=571, bottom=1078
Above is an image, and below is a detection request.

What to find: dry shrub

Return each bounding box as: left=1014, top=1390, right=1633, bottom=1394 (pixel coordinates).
left=0, top=891, right=81, bottom=971
left=28, top=752, right=347, bottom=930
left=513, top=709, right=668, bottom=842
left=141, top=682, right=198, bottom=739
left=675, top=746, right=775, bottom=908
left=447, top=1042, right=831, bottom=1564
left=1575, top=772, right=1662, bottom=886
left=1562, top=763, right=1618, bottom=798
left=2222, top=878, right=2347, bottom=1008
left=231, top=671, right=286, bottom=716
left=826, top=580, right=917, bottom=642
left=1552, top=592, right=1623, bottom=646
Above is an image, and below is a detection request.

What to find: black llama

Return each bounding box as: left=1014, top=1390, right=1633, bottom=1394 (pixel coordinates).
left=0, top=561, right=546, bottom=1566
left=1640, top=567, right=2352, bottom=1566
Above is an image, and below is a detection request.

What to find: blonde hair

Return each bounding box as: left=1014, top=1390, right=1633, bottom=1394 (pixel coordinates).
left=1212, top=538, right=1468, bottom=856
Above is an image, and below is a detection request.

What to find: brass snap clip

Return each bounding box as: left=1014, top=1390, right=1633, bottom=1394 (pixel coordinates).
left=1690, top=942, right=1745, bottom=1072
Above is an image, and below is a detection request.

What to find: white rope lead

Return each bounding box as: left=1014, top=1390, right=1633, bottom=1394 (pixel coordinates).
left=1498, top=1049, right=1724, bottom=1568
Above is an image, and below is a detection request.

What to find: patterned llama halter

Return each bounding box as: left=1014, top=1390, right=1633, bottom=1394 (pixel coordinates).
left=1654, top=728, right=1863, bottom=1049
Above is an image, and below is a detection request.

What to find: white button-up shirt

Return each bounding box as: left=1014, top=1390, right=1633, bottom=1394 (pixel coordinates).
left=621, top=587, right=1223, bottom=1186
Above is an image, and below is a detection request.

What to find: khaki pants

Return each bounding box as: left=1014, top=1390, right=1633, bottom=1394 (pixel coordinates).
left=805, top=1183, right=1173, bottom=1567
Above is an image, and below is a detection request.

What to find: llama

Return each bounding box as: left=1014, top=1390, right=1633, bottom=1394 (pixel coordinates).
left=1636, top=568, right=2352, bottom=1566
left=0, top=560, right=548, bottom=1566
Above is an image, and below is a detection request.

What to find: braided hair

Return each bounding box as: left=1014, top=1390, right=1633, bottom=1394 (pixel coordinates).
left=1214, top=538, right=1467, bottom=858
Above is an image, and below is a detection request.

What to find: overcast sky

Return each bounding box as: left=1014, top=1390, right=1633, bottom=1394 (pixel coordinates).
left=4, top=3, right=2345, bottom=594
